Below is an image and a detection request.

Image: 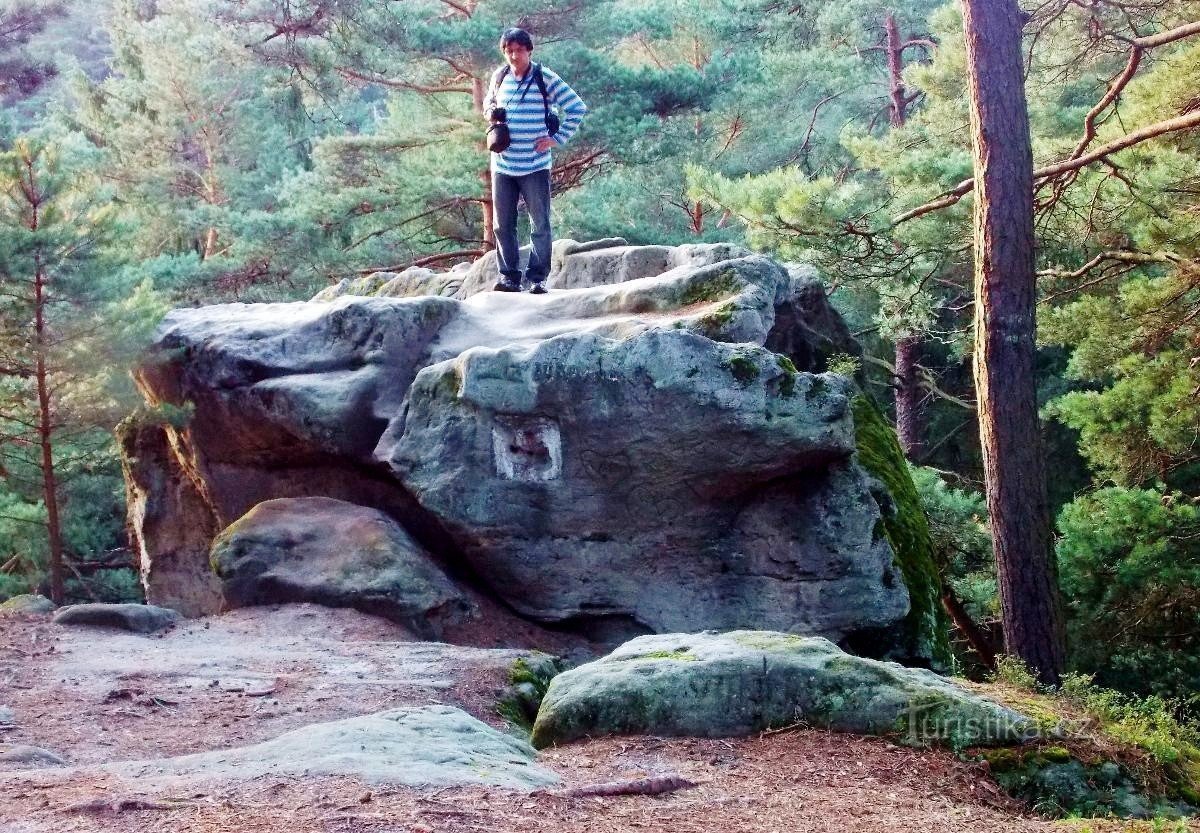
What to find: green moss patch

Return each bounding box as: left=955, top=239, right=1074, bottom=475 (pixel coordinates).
left=679, top=269, right=743, bottom=305
left=695, top=302, right=738, bottom=333
left=850, top=396, right=951, bottom=667
left=496, top=654, right=564, bottom=731
left=969, top=674, right=1200, bottom=819
left=628, top=650, right=699, bottom=661
left=724, top=354, right=760, bottom=387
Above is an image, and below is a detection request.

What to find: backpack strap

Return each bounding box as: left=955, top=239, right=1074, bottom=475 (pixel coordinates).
left=533, top=64, right=552, bottom=120
left=485, top=64, right=509, bottom=110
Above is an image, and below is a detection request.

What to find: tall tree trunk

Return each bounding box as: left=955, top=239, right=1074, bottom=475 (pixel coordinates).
left=33, top=258, right=65, bottom=606
left=885, top=12, right=925, bottom=460
left=20, top=150, right=66, bottom=605
left=960, top=0, right=1065, bottom=685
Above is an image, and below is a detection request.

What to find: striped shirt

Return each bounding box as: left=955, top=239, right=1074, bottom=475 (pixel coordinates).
left=485, top=63, right=587, bottom=176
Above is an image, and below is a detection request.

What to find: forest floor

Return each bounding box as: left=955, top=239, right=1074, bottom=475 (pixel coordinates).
left=0, top=604, right=1187, bottom=833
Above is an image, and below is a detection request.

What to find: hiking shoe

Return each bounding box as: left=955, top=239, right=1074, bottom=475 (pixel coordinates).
left=493, top=276, right=521, bottom=292
left=528, top=281, right=547, bottom=295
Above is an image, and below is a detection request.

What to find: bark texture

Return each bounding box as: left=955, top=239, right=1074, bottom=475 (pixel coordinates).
left=960, top=0, right=1065, bottom=684
left=893, top=335, right=924, bottom=461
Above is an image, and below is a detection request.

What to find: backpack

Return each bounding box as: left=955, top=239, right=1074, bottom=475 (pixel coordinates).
left=490, top=63, right=561, bottom=138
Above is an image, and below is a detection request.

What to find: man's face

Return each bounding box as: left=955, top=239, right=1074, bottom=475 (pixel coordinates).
left=502, top=42, right=532, bottom=75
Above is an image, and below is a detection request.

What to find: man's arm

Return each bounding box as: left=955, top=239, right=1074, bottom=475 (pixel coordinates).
left=544, top=69, right=587, bottom=145
left=483, top=67, right=504, bottom=120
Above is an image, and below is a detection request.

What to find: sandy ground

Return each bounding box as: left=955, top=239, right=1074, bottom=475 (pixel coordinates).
left=0, top=605, right=1189, bottom=833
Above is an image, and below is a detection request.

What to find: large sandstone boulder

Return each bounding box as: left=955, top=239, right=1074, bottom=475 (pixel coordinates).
left=210, top=497, right=475, bottom=638
left=125, top=241, right=940, bottom=657
left=386, top=331, right=902, bottom=639
left=530, top=631, right=1036, bottom=750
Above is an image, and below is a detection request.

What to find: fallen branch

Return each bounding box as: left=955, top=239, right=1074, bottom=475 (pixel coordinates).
left=542, top=774, right=699, bottom=799
left=63, top=797, right=181, bottom=814
left=357, top=248, right=484, bottom=275
left=942, top=588, right=997, bottom=670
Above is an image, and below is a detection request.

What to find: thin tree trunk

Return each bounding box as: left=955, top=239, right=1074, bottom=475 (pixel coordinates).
left=942, top=588, right=997, bottom=670
left=33, top=258, right=65, bottom=606
left=885, top=12, right=907, bottom=129
left=481, top=168, right=494, bottom=251
left=885, top=12, right=926, bottom=461
left=960, top=0, right=1065, bottom=685
left=20, top=150, right=66, bottom=606
left=894, top=335, right=923, bottom=460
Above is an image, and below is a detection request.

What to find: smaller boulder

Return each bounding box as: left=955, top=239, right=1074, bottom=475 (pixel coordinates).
left=112, top=705, right=558, bottom=790
left=210, top=497, right=475, bottom=639
left=0, top=745, right=67, bottom=768
left=53, top=603, right=180, bottom=634
left=531, top=631, right=1037, bottom=749
left=0, top=706, right=14, bottom=725
left=0, top=594, right=54, bottom=616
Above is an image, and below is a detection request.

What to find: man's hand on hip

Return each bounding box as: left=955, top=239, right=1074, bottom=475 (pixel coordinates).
left=534, top=137, right=556, bottom=153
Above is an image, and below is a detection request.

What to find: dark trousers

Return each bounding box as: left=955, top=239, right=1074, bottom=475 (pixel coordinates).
left=492, top=168, right=552, bottom=283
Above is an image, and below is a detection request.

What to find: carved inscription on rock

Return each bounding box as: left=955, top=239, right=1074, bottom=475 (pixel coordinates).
left=492, top=416, right=562, bottom=482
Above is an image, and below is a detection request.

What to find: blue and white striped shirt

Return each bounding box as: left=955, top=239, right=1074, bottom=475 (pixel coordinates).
left=485, top=63, right=587, bottom=176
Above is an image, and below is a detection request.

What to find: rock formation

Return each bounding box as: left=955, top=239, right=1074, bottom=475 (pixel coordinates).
left=121, top=239, right=941, bottom=657
left=210, top=497, right=475, bottom=639
left=530, top=631, right=1035, bottom=749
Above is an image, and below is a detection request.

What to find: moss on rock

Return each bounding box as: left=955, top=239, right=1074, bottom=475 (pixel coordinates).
left=850, top=395, right=952, bottom=668
left=679, top=269, right=743, bottom=306
left=496, top=653, right=564, bottom=731
left=724, top=354, right=760, bottom=387
left=530, top=631, right=1037, bottom=750
left=977, top=745, right=1193, bottom=818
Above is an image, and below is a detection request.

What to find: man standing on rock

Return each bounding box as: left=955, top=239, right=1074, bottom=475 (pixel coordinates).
left=484, top=27, right=587, bottom=294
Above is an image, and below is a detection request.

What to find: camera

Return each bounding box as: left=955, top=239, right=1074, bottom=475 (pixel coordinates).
left=486, top=107, right=511, bottom=152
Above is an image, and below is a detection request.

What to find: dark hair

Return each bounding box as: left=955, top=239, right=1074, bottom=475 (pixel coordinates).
left=499, top=27, right=534, bottom=50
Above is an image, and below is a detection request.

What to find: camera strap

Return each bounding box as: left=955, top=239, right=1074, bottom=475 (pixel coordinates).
left=497, top=64, right=550, bottom=111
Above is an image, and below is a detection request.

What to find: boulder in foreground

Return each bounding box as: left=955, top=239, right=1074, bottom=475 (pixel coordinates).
left=0, top=595, right=54, bottom=616
left=111, top=705, right=558, bottom=790
left=52, top=603, right=180, bottom=634
left=531, top=631, right=1036, bottom=749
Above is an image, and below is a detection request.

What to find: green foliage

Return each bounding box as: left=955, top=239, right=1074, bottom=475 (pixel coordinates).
left=1056, top=487, right=1200, bottom=710
left=983, top=664, right=1200, bottom=817
left=0, top=133, right=146, bottom=604
left=991, top=653, right=1041, bottom=691
left=825, top=352, right=861, bottom=377
left=910, top=465, right=995, bottom=625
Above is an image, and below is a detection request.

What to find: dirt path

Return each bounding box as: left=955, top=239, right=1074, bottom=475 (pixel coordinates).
left=0, top=606, right=1184, bottom=833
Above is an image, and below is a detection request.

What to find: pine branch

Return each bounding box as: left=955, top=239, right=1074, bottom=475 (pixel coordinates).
left=894, top=109, right=1200, bottom=225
